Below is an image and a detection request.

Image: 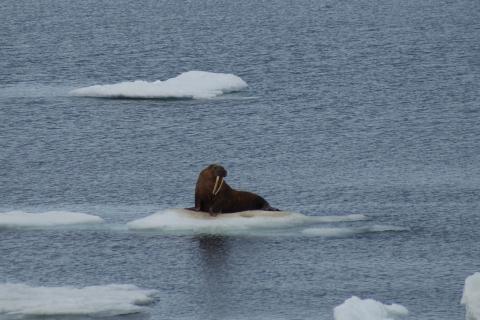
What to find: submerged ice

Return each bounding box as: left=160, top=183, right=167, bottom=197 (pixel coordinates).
left=0, top=211, right=104, bottom=228
left=462, top=273, right=480, bottom=320
left=0, top=283, right=157, bottom=317
left=302, top=225, right=409, bottom=237
left=70, top=71, right=248, bottom=99
left=334, top=296, right=408, bottom=320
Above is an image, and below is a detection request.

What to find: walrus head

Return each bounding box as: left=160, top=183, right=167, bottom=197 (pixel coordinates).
left=203, top=164, right=227, bottom=196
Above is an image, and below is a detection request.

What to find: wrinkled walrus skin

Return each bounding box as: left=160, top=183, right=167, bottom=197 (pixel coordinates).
left=187, top=164, right=280, bottom=216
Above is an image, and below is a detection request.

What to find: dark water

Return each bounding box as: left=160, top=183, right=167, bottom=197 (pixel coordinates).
left=1, top=0, right=480, bottom=319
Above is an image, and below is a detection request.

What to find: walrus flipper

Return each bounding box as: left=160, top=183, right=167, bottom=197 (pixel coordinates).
left=209, top=198, right=225, bottom=216
left=194, top=185, right=201, bottom=211
left=262, top=204, right=280, bottom=211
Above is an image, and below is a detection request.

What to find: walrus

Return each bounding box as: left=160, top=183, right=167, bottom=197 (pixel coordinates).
left=188, top=164, right=280, bottom=216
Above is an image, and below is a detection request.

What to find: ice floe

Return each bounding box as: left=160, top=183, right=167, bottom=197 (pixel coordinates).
left=334, top=296, right=408, bottom=320
left=70, top=70, right=248, bottom=99
left=0, top=283, right=157, bottom=317
left=0, top=211, right=104, bottom=228
left=126, top=208, right=366, bottom=234
left=462, top=272, right=480, bottom=320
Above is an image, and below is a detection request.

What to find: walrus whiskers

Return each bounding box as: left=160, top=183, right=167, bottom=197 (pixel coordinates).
left=213, top=178, right=224, bottom=196
left=212, top=176, right=220, bottom=195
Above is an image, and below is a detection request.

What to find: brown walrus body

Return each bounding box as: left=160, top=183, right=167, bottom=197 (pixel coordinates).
left=189, top=164, right=279, bottom=215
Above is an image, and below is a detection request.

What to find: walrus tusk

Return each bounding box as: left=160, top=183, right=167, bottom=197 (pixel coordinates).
left=212, top=176, right=220, bottom=195
left=214, top=178, right=224, bottom=196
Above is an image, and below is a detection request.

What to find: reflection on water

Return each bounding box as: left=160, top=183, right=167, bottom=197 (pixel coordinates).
left=196, top=236, right=232, bottom=320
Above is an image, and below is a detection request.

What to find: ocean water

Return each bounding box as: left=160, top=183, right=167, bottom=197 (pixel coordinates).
left=1, top=0, right=480, bottom=319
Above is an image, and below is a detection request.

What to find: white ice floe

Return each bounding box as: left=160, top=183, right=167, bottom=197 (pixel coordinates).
left=126, top=208, right=366, bottom=234
left=334, top=296, right=408, bottom=320
left=0, top=211, right=104, bottom=228
left=302, top=225, right=409, bottom=237
left=462, top=273, right=480, bottom=320
left=70, top=70, right=248, bottom=99
left=0, top=283, right=157, bottom=317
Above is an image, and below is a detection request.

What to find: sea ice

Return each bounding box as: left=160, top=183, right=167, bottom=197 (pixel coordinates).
left=126, top=208, right=366, bottom=234
left=462, top=272, right=480, bottom=320
left=0, top=211, right=104, bottom=228
left=0, top=283, right=157, bottom=317
left=70, top=70, right=248, bottom=99
left=334, top=296, right=408, bottom=320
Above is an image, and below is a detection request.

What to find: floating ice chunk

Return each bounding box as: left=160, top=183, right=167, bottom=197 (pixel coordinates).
left=462, top=273, right=480, bottom=320
left=302, top=225, right=409, bottom=237
left=0, top=283, right=157, bottom=317
left=126, top=208, right=366, bottom=234
left=0, top=211, right=104, bottom=228
left=70, top=71, right=248, bottom=99
left=334, top=296, right=408, bottom=320
left=127, top=208, right=308, bottom=233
